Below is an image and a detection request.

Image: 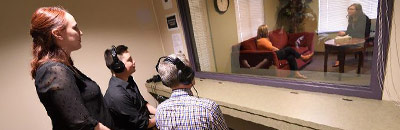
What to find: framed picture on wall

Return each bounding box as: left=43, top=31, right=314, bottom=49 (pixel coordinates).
left=166, top=13, right=179, bottom=31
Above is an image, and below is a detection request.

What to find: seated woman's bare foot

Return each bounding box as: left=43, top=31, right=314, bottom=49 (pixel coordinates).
left=332, top=60, right=339, bottom=67
left=301, top=52, right=314, bottom=61
left=294, top=72, right=307, bottom=79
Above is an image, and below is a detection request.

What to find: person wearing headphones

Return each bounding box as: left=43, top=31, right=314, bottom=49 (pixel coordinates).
left=155, top=53, right=228, bottom=130
left=103, top=45, right=156, bottom=130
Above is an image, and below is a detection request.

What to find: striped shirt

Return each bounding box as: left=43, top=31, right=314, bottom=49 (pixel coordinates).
left=155, top=88, right=228, bottom=130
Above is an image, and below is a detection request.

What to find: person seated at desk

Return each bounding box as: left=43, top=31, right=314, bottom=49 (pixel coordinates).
left=256, top=25, right=313, bottom=79
left=155, top=53, right=228, bottom=130
left=334, top=3, right=371, bottom=67
left=103, top=45, right=157, bottom=130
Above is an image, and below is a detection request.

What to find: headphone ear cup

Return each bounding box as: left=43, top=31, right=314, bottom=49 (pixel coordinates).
left=110, top=45, right=125, bottom=73
left=179, top=67, right=195, bottom=85
left=178, top=69, right=184, bottom=84
left=186, top=68, right=195, bottom=84
left=112, top=60, right=125, bottom=73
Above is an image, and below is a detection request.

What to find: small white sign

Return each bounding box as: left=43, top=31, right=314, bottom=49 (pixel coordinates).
left=162, top=0, right=172, bottom=10
left=172, top=33, right=184, bottom=54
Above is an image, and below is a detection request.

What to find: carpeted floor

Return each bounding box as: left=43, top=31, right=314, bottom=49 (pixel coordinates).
left=302, top=52, right=372, bottom=74
left=290, top=52, right=372, bottom=86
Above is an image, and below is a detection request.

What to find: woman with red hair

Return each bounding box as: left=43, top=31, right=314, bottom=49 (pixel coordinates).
left=30, top=7, right=113, bottom=130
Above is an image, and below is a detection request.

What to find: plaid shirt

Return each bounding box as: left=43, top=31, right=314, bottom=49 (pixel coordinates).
left=155, top=88, right=228, bottom=130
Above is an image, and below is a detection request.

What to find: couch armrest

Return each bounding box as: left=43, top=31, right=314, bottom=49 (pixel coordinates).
left=288, top=32, right=315, bottom=54
left=239, top=50, right=279, bottom=68
left=308, top=33, right=315, bottom=53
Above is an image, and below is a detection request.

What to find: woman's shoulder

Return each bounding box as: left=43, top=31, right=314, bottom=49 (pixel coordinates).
left=257, top=38, right=271, bottom=43
left=35, top=61, right=73, bottom=79
left=34, top=61, right=77, bottom=92
left=38, top=61, right=69, bottom=71
left=358, top=14, right=368, bottom=20
left=257, top=37, right=270, bottom=41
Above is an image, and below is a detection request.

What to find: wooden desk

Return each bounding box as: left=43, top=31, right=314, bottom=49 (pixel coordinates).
left=324, top=38, right=365, bottom=74
left=145, top=78, right=400, bottom=130
left=145, top=79, right=339, bottom=130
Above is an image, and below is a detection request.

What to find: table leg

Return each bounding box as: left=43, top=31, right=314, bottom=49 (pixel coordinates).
left=357, top=51, right=364, bottom=74
left=339, top=50, right=345, bottom=73
left=324, top=48, right=329, bottom=73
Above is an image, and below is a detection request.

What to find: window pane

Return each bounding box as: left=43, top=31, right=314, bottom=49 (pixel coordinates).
left=318, top=0, right=378, bottom=33
left=188, top=0, right=377, bottom=87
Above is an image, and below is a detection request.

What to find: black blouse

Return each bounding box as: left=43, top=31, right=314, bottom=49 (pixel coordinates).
left=34, top=61, right=113, bottom=130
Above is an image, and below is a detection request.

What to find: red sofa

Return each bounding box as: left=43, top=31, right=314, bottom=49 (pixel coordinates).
left=237, top=29, right=314, bottom=70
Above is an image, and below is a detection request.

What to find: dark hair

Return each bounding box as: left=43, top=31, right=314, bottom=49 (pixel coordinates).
left=104, top=45, right=128, bottom=70
left=30, top=7, right=71, bottom=78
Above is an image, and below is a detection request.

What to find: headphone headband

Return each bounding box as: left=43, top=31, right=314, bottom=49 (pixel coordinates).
left=111, top=45, right=119, bottom=63
left=110, top=45, right=125, bottom=73
left=155, top=56, right=167, bottom=72
left=155, top=56, right=194, bottom=86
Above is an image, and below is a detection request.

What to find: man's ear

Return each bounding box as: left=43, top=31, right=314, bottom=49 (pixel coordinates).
left=51, top=29, right=63, bottom=40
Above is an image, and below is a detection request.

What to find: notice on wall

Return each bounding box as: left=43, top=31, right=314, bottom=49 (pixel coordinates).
left=162, top=0, right=172, bottom=10
left=172, top=33, right=184, bottom=54
left=166, top=14, right=179, bottom=31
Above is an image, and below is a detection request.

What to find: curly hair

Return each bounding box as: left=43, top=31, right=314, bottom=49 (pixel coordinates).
left=157, top=53, right=191, bottom=88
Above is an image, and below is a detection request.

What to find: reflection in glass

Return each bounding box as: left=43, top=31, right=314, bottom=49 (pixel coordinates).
left=254, top=25, right=314, bottom=79
left=188, top=0, right=378, bottom=86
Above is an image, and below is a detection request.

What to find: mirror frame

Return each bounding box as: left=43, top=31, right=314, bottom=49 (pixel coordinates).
left=177, top=0, right=393, bottom=99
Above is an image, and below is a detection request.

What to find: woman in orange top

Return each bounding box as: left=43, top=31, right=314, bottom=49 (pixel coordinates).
left=256, top=25, right=313, bottom=79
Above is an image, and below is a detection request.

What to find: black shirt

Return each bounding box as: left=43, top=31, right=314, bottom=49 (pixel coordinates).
left=104, top=76, right=150, bottom=130
left=34, top=61, right=114, bottom=130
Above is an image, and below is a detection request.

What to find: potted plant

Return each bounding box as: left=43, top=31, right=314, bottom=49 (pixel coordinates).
left=276, top=0, right=314, bottom=33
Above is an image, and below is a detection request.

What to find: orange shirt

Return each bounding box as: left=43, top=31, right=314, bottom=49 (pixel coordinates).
left=257, top=38, right=275, bottom=51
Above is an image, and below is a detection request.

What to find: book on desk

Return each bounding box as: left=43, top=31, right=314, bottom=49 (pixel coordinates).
left=334, top=35, right=352, bottom=45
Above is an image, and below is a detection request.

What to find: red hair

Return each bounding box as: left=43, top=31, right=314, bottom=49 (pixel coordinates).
left=30, top=7, right=72, bottom=78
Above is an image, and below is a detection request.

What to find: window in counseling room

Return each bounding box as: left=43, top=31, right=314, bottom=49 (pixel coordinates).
left=185, top=0, right=379, bottom=87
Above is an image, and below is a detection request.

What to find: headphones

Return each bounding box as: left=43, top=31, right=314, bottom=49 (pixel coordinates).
left=155, top=56, right=195, bottom=86
left=109, top=45, right=125, bottom=73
